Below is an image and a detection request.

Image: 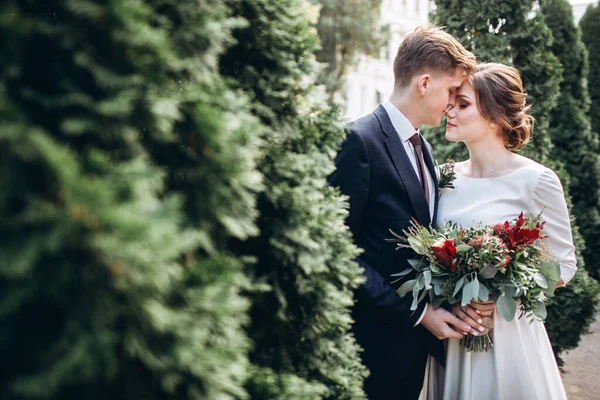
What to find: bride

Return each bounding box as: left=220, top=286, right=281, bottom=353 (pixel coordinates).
left=425, top=63, right=575, bottom=400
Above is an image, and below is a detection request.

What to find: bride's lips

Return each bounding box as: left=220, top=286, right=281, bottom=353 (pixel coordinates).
left=446, top=122, right=457, bottom=128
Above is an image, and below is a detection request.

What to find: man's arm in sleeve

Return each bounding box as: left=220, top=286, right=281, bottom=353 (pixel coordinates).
left=329, top=128, right=426, bottom=330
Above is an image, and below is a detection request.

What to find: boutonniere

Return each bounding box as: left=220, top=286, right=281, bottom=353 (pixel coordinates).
left=437, top=159, right=457, bottom=191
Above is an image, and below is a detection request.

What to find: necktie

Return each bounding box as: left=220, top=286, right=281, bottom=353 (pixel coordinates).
left=408, top=133, right=430, bottom=205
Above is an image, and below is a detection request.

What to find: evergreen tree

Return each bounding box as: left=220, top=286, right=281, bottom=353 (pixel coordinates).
left=580, top=3, right=600, bottom=135
left=0, top=0, right=260, bottom=398
left=428, top=0, right=600, bottom=364
left=543, top=0, right=600, bottom=281
left=310, top=0, right=388, bottom=102
left=220, top=0, right=367, bottom=398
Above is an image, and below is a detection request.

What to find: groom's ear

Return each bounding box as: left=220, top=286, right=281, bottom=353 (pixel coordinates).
left=417, top=74, right=430, bottom=96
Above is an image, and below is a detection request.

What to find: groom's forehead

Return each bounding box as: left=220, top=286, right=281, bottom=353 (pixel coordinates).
left=446, top=69, right=468, bottom=87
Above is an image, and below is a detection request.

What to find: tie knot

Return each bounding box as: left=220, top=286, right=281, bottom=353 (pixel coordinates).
left=409, top=133, right=422, bottom=146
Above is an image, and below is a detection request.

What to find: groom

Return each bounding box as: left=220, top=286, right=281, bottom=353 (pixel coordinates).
left=329, top=26, right=478, bottom=399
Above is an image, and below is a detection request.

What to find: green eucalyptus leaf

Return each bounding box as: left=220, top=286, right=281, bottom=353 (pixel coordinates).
left=416, top=274, right=426, bottom=291
left=533, top=301, right=547, bottom=320
left=479, top=265, right=499, bottom=279
left=453, top=276, right=466, bottom=298
left=391, top=268, right=413, bottom=277
left=503, top=284, right=519, bottom=298
left=397, top=279, right=416, bottom=297
left=407, top=237, right=428, bottom=255
left=478, top=282, right=489, bottom=302
left=455, top=244, right=472, bottom=253
left=470, top=277, right=480, bottom=301
left=497, top=293, right=517, bottom=321
left=431, top=277, right=447, bottom=285
left=429, top=262, right=442, bottom=274
left=423, top=270, right=432, bottom=289
left=534, top=272, right=548, bottom=289
left=462, top=281, right=474, bottom=306
left=411, top=287, right=420, bottom=310
left=408, top=258, right=426, bottom=271
left=540, top=261, right=560, bottom=282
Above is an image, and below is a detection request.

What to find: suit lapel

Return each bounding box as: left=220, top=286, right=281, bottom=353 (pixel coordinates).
left=374, top=105, right=431, bottom=226
left=421, top=140, right=439, bottom=224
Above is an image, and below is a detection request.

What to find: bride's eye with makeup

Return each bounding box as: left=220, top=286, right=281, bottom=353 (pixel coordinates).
left=458, top=102, right=468, bottom=109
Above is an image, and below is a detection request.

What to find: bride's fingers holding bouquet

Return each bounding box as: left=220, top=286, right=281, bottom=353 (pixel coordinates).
left=469, top=299, right=495, bottom=317
left=451, top=304, right=488, bottom=336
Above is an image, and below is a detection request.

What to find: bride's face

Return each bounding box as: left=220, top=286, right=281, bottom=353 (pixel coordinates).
left=444, top=81, right=492, bottom=143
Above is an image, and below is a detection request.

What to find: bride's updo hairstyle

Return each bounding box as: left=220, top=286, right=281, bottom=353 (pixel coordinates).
left=468, top=63, right=534, bottom=151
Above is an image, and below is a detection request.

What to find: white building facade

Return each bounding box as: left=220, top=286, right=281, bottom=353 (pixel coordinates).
left=570, top=0, right=597, bottom=23
left=343, top=0, right=431, bottom=121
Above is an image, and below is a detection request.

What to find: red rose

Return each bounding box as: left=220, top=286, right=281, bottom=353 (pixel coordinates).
left=431, top=238, right=458, bottom=272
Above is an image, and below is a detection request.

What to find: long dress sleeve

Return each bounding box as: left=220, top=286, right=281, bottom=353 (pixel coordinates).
left=530, top=168, right=577, bottom=284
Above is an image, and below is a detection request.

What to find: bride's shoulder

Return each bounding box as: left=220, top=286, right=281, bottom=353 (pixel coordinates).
left=513, top=155, right=546, bottom=173
left=513, top=155, right=560, bottom=183
left=512, top=154, right=537, bottom=167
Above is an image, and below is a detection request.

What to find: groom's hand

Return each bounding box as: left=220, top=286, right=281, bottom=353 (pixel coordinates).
left=420, top=304, right=472, bottom=340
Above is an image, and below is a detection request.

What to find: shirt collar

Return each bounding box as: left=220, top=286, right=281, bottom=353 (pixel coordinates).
left=382, top=100, right=420, bottom=142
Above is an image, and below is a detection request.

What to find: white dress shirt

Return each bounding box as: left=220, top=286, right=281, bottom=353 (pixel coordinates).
left=381, top=100, right=435, bottom=326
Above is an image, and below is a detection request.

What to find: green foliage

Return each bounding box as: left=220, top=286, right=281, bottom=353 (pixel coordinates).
left=545, top=241, right=600, bottom=366
left=221, top=0, right=367, bottom=398
left=429, top=0, right=599, bottom=363
left=543, top=0, right=600, bottom=281
left=310, top=0, right=388, bottom=101
left=0, top=0, right=259, bottom=398
left=544, top=167, right=600, bottom=365
left=1, top=0, right=367, bottom=398
left=580, top=3, right=600, bottom=135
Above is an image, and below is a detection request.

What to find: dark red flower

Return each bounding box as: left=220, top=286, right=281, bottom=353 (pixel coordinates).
left=492, top=212, right=546, bottom=251
left=513, top=227, right=543, bottom=248
left=431, top=238, right=458, bottom=272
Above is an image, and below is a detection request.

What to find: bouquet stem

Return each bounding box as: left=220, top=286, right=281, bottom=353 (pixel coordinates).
left=461, top=332, right=494, bottom=352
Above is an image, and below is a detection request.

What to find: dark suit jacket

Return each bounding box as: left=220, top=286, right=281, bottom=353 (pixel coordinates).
left=329, top=105, right=442, bottom=394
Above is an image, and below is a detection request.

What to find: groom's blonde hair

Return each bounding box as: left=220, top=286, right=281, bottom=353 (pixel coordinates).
left=393, top=25, right=476, bottom=88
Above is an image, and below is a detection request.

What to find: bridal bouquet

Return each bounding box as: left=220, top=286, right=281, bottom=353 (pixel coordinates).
left=389, top=212, right=561, bottom=352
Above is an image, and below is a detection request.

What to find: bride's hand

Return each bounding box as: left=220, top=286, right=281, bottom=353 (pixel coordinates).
left=451, top=303, right=489, bottom=336
left=469, top=299, right=495, bottom=318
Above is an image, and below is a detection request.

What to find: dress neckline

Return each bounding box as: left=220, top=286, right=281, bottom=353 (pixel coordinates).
left=455, top=162, right=539, bottom=180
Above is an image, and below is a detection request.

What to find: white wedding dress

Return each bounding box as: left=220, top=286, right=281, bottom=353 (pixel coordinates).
left=425, top=161, right=576, bottom=400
